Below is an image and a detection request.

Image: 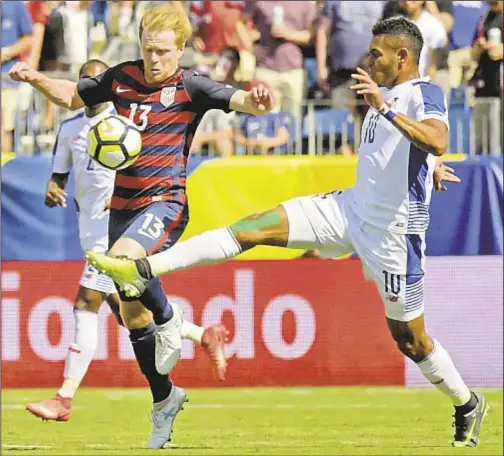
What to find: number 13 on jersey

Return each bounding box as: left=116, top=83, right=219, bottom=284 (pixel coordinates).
left=129, top=103, right=152, bottom=131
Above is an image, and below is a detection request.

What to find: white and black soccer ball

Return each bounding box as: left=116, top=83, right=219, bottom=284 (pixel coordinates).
left=87, top=115, right=142, bottom=170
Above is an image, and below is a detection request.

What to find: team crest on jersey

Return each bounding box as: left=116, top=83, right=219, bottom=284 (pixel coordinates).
left=160, top=87, right=176, bottom=107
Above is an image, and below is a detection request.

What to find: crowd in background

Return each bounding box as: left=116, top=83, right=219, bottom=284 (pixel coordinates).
left=1, top=0, right=503, bottom=156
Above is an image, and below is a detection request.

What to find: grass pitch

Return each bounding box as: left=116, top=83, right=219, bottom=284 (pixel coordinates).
left=2, top=387, right=502, bottom=455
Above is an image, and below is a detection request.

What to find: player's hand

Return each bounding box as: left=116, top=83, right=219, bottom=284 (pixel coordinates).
left=433, top=162, right=461, bottom=192
left=485, top=42, right=503, bottom=61
left=45, top=181, right=67, bottom=208
left=104, top=198, right=111, bottom=211
left=271, top=23, right=292, bottom=41
left=250, top=84, right=274, bottom=113
left=192, top=36, right=206, bottom=52
left=8, top=61, right=38, bottom=83
left=350, top=67, right=384, bottom=110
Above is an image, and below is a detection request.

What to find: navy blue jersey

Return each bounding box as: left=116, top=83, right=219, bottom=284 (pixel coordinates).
left=77, top=60, right=237, bottom=211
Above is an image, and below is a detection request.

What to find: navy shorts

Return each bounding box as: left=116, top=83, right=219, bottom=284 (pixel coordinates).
left=109, top=201, right=189, bottom=255
left=108, top=202, right=189, bottom=303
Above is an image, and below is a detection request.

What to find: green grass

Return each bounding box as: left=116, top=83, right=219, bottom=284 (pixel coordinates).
left=2, top=387, right=502, bottom=455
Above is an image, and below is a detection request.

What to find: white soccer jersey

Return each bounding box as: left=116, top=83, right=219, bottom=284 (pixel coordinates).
left=350, top=77, right=449, bottom=235
left=52, top=105, right=116, bottom=252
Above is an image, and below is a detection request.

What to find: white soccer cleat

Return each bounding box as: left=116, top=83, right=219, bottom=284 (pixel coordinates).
left=155, top=301, right=183, bottom=375
left=148, top=386, right=189, bottom=449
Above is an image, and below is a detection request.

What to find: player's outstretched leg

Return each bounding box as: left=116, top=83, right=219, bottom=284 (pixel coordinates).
left=85, top=206, right=293, bottom=297
left=26, top=286, right=116, bottom=421
left=182, top=320, right=230, bottom=382
left=388, top=315, right=489, bottom=447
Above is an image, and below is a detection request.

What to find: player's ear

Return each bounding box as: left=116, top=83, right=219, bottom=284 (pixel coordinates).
left=176, top=46, right=185, bottom=59
left=397, top=48, right=408, bottom=65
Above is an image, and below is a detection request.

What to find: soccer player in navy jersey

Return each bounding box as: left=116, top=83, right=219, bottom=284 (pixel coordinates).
left=10, top=3, right=273, bottom=449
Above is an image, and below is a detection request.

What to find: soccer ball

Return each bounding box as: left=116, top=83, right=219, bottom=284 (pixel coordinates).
left=87, top=115, right=142, bottom=170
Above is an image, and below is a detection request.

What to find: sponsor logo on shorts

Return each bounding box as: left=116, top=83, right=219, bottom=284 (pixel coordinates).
left=387, top=295, right=399, bottom=302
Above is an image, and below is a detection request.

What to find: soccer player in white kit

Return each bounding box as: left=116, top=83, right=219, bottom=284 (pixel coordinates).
left=86, top=18, right=489, bottom=447
left=26, top=61, right=229, bottom=445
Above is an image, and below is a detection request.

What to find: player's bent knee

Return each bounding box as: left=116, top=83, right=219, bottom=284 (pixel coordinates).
left=109, top=237, right=146, bottom=260
left=395, top=334, right=433, bottom=362
left=74, top=286, right=105, bottom=313
left=120, top=300, right=153, bottom=329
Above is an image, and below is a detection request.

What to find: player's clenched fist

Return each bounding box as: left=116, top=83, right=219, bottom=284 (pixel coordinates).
left=45, top=181, right=67, bottom=208
left=250, top=84, right=274, bottom=112
left=8, top=61, right=37, bottom=83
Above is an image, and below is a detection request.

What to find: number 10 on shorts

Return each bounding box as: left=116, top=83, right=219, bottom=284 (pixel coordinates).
left=382, top=270, right=401, bottom=294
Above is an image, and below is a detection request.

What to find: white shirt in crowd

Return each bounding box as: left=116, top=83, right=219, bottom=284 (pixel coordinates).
left=413, top=10, right=448, bottom=77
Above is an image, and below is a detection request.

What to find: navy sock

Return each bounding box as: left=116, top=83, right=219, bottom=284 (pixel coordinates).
left=129, top=323, right=172, bottom=403
left=138, top=279, right=173, bottom=326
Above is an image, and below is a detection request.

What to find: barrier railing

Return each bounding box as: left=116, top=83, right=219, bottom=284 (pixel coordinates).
left=3, top=74, right=501, bottom=157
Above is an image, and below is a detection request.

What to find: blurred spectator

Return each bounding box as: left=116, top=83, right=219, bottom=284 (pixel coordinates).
left=191, top=47, right=252, bottom=157
left=302, top=0, right=324, bottom=93
left=235, top=112, right=292, bottom=155
left=39, top=4, right=65, bottom=73
left=59, top=1, right=92, bottom=72
left=16, top=1, right=53, bottom=116
left=242, top=0, right=317, bottom=119
left=190, top=1, right=256, bottom=80
left=449, top=0, right=488, bottom=87
left=470, top=0, right=503, bottom=155
left=316, top=1, right=384, bottom=109
left=190, top=1, right=250, bottom=56
left=1, top=0, right=33, bottom=153
left=24, top=1, right=53, bottom=70
left=89, top=0, right=109, bottom=58
left=384, top=1, right=447, bottom=78
left=423, top=1, right=454, bottom=94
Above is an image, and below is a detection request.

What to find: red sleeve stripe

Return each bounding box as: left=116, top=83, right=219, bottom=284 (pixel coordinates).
left=115, top=175, right=188, bottom=190
left=142, top=133, right=184, bottom=146
left=134, top=154, right=178, bottom=167
left=175, top=89, right=191, bottom=103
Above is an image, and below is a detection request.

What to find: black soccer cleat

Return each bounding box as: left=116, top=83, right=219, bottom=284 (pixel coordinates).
left=452, top=392, right=489, bottom=447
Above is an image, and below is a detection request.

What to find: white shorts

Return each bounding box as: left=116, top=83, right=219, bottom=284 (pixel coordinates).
left=78, top=213, right=116, bottom=294
left=282, top=191, right=426, bottom=322
left=79, top=261, right=117, bottom=295
left=79, top=212, right=109, bottom=253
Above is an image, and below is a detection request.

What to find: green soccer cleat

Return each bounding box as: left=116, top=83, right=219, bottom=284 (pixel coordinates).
left=452, top=392, right=489, bottom=448
left=85, top=251, right=148, bottom=298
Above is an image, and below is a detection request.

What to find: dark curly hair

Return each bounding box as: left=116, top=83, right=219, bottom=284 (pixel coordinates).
left=372, top=16, right=424, bottom=66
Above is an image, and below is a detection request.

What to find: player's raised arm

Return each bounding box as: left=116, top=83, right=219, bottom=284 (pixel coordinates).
left=184, top=70, right=274, bottom=117
left=351, top=67, right=448, bottom=156
left=229, top=85, right=275, bottom=117
left=9, top=61, right=84, bottom=111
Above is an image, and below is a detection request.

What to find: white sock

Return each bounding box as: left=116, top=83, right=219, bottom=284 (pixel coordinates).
left=416, top=339, right=472, bottom=406
left=181, top=320, right=204, bottom=345
left=148, top=228, right=241, bottom=277
left=58, top=310, right=98, bottom=398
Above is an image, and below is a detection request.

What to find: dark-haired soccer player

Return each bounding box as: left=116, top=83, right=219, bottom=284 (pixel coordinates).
left=10, top=3, right=273, bottom=449
left=87, top=17, right=488, bottom=448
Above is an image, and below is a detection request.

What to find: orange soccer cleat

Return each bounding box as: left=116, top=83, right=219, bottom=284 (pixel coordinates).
left=201, top=324, right=229, bottom=382
left=26, top=394, right=72, bottom=422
